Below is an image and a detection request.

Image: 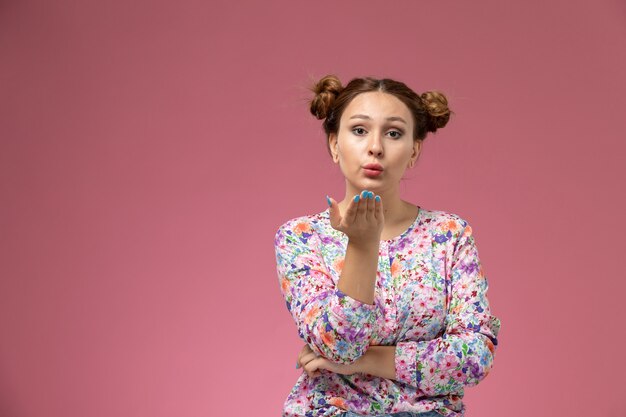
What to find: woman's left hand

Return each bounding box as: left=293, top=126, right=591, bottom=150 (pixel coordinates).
left=297, top=344, right=361, bottom=378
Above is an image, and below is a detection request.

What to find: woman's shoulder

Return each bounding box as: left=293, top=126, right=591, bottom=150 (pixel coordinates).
left=274, top=209, right=332, bottom=242
left=275, top=209, right=328, bottom=231
left=419, top=207, right=473, bottom=240
left=421, top=207, right=470, bottom=226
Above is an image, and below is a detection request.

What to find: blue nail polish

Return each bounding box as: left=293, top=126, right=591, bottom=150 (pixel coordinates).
left=326, top=195, right=331, bottom=207
left=368, top=191, right=374, bottom=199
left=375, top=195, right=381, bottom=202
left=354, top=195, right=360, bottom=202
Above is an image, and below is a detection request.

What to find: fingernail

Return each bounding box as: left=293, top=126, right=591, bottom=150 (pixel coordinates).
left=368, top=191, right=374, bottom=199
left=296, top=362, right=300, bottom=369
left=326, top=195, right=331, bottom=207
left=375, top=195, right=381, bottom=202
left=354, top=195, right=360, bottom=202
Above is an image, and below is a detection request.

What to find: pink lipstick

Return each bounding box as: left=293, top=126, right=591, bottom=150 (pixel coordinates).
left=363, top=163, right=383, bottom=178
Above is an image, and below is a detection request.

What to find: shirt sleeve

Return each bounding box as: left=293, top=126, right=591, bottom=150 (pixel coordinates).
left=394, top=222, right=501, bottom=395
left=275, top=219, right=380, bottom=364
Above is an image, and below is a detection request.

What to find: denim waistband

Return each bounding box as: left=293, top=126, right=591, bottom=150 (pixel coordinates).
left=337, top=412, right=441, bottom=417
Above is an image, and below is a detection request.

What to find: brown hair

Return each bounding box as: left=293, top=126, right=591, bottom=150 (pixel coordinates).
left=309, top=75, right=451, bottom=154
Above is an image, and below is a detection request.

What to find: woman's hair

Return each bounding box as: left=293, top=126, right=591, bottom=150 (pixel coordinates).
left=309, top=75, right=451, bottom=154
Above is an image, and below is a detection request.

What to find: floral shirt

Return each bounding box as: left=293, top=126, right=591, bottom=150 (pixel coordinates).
left=274, top=206, right=501, bottom=417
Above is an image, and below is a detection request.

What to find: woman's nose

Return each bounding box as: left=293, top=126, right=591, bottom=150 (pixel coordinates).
left=368, top=133, right=383, bottom=156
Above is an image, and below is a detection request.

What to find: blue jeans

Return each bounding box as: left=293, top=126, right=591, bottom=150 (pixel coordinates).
left=338, top=412, right=441, bottom=417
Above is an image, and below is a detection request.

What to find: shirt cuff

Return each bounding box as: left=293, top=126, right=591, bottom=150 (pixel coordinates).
left=330, top=288, right=378, bottom=336
left=333, top=286, right=378, bottom=312
left=395, top=341, right=419, bottom=387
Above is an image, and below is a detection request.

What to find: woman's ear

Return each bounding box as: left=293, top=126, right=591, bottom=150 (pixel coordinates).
left=329, top=133, right=339, bottom=163
left=408, top=140, right=421, bottom=168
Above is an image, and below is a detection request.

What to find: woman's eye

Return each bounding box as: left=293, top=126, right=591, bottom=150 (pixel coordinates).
left=353, top=127, right=367, bottom=135
left=388, top=130, right=403, bottom=139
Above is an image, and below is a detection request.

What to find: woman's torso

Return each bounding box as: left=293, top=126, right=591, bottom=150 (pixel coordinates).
left=280, top=206, right=468, bottom=417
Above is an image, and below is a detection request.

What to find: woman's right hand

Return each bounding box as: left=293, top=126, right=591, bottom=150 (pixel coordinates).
left=327, top=190, right=384, bottom=245
left=297, top=344, right=360, bottom=378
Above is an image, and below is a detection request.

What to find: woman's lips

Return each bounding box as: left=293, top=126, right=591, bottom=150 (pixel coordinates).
left=364, top=170, right=382, bottom=178
left=362, top=164, right=383, bottom=178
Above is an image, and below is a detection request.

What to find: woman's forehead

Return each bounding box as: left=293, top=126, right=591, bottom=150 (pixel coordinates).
left=342, top=92, right=412, bottom=121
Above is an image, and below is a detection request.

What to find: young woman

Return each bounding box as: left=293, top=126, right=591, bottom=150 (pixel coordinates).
left=274, top=75, right=501, bottom=417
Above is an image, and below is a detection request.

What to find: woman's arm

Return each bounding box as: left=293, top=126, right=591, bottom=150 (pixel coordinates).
left=332, top=192, right=383, bottom=305
left=297, top=343, right=397, bottom=380
left=275, top=193, right=384, bottom=365
left=356, top=345, right=396, bottom=379
left=337, top=238, right=379, bottom=305
left=393, top=221, right=501, bottom=395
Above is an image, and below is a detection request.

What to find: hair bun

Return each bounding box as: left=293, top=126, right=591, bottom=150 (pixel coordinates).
left=420, top=91, right=451, bottom=133
left=309, top=75, right=343, bottom=120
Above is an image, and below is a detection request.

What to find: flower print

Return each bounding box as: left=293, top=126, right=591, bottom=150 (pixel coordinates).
left=333, top=257, right=345, bottom=274
left=425, top=293, right=437, bottom=307
left=281, top=277, right=290, bottom=294
left=422, top=362, right=438, bottom=381
left=459, top=259, right=479, bottom=276
left=335, top=340, right=349, bottom=356
left=441, top=354, right=459, bottom=371
left=434, top=231, right=452, bottom=244
left=443, top=220, right=460, bottom=234
left=294, top=222, right=312, bottom=235
left=305, top=305, right=321, bottom=325
left=434, top=371, right=450, bottom=386
left=321, top=330, right=335, bottom=347
left=454, top=281, right=470, bottom=299
left=478, top=350, right=491, bottom=368
left=395, top=238, right=409, bottom=251
left=421, top=384, right=436, bottom=396
left=450, top=338, right=463, bottom=352
left=402, top=255, right=417, bottom=270
left=349, top=395, right=371, bottom=411
left=485, top=338, right=495, bottom=354
left=328, top=397, right=347, bottom=409
left=451, top=368, right=465, bottom=381
left=435, top=246, right=448, bottom=259
left=468, top=359, right=485, bottom=379
left=390, top=258, right=401, bottom=278
left=460, top=224, right=472, bottom=238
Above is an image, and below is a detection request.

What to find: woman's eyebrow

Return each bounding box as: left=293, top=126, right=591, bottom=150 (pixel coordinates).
left=349, top=114, right=407, bottom=125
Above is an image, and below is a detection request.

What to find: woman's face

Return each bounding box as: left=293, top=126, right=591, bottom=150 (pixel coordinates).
left=328, top=91, right=420, bottom=196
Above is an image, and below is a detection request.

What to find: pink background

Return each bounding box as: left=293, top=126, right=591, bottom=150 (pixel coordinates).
left=1, top=1, right=625, bottom=416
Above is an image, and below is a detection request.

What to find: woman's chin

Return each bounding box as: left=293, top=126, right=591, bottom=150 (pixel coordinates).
left=347, top=179, right=386, bottom=194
